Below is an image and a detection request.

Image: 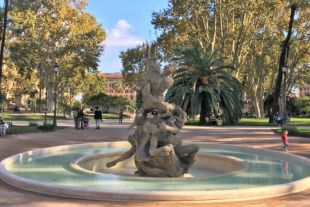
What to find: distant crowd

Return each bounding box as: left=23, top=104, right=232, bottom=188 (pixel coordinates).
left=72, top=107, right=124, bottom=130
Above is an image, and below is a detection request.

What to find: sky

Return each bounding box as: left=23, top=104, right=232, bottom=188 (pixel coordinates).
left=86, top=0, right=169, bottom=73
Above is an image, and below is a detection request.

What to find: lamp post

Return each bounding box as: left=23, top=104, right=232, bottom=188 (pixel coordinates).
left=52, top=63, right=59, bottom=128
left=282, top=65, right=288, bottom=125
left=43, top=69, right=48, bottom=125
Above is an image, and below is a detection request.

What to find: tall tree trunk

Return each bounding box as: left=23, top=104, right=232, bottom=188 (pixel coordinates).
left=0, top=0, right=9, bottom=91
left=199, top=94, right=207, bottom=125
left=182, top=95, right=190, bottom=112
left=254, top=56, right=265, bottom=118
left=269, top=4, right=296, bottom=123
left=211, top=1, right=217, bottom=53
left=38, top=63, right=43, bottom=112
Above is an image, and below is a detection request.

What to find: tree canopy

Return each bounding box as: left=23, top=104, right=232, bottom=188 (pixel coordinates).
left=150, top=0, right=310, bottom=119
left=4, top=0, right=105, bottom=112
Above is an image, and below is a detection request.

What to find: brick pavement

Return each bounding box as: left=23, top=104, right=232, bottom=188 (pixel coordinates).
left=0, top=122, right=309, bottom=207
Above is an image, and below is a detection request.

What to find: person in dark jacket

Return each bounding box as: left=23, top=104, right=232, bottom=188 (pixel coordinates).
left=77, top=108, right=85, bottom=129
left=94, top=107, right=103, bottom=129
left=119, top=108, right=124, bottom=124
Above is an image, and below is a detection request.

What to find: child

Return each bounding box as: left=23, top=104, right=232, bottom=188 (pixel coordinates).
left=281, top=130, right=289, bottom=151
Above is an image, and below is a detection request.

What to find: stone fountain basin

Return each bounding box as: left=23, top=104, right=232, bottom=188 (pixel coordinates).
left=71, top=152, right=245, bottom=178
left=0, top=141, right=310, bottom=202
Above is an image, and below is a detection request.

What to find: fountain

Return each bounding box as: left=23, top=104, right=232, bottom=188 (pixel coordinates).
left=106, top=58, right=199, bottom=177
left=0, top=58, right=309, bottom=202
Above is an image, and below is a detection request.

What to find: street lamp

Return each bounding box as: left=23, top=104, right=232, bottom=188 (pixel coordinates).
left=282, top=65, right=288, bottom=125
left=43, top=69, right=48, bottom=126
left=52, top=63, right=59, bottom=128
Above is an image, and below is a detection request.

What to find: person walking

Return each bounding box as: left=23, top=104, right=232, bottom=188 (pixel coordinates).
left=72, top=108, right=79, bottom=129
left=119, top=108, right=124, bottom=124
left=281, top=130, right=289, bottom=151
left=94, top=107, right=102, bottom=129
left=77, top=108, right=85, bottom=130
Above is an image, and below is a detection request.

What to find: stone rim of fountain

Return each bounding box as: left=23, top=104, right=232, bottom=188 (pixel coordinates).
left=0, top=141, right=310, bottom=202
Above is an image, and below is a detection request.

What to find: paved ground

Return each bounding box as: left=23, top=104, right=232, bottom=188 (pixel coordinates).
left=0, top=120, right=309, bottom=207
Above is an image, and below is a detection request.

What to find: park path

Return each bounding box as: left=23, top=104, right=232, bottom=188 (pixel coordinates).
left=0, top=121, right=309, bottom=207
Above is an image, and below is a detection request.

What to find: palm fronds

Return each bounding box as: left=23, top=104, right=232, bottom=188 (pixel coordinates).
left=166, top=44, right=243, bottom=125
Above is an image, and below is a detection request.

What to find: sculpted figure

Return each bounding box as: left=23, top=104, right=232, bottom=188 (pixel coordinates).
left=140, top=58, right=175, bottom=115
left=106, top=58, right=199, bottom=177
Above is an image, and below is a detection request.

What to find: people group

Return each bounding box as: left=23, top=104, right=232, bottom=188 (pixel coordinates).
left=0, top=116, right=9, bottom=136
left=73, top=106, right=127, bottom=130
left=73, top=107, right=93, bottom=130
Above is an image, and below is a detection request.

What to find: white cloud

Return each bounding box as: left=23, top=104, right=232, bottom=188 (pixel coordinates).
left=104, top=20, right=144, bottom=48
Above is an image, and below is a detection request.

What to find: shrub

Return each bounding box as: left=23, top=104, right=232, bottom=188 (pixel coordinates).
left=29, top=121, right=39, bottom=126
left=282, top=124, right=298, bottom=134
left=38, top=124, right=55, bottom=131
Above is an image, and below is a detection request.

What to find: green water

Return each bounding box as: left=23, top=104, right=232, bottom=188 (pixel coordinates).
left=4, top=143, right=310, bottom=191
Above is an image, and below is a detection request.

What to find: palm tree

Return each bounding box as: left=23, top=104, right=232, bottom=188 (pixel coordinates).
left=165, top=44, right=243, bottom=125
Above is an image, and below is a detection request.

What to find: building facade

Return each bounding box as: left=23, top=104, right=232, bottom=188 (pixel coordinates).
left=298, top=83, right=310, bottom=97
left=104, top=73, right=136, bottom=102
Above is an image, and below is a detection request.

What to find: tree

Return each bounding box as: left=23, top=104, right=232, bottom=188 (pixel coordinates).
left=120, top=42, right=163, bottom=88
left=0, top=0, right=8, bottom=91
left=0, top=91, right=6, bottom=112
left=120, top=43, right=148, bottom=89
left=152, top=0, right=310, bottom=120
left=268, top=4, right=297, bottom=123
left=81, top=72, right=107, bottom=102
left=4, top=65, right=38, bottom=110
left=85, top=92, right=108, bottom=112
left=294, top=96, right=310, bottom=114
left=166, top=44, right=243, bottom=125
left=7, top=0, right=105, bottom=112
left=114, top=96, right=134, bottom=110
left=85, top=93, right=134, bottom=113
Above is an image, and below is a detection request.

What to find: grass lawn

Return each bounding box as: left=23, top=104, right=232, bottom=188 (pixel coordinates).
left=7, top=125, right=41, bottom=134
left=296, top=128, right=310, bottom=137
left=297, top=128, right=310, bottom=137
left=2, top=112, right=128, bottom=122
left=290, top=117, right=310, bottom=126
left=237, top=118, right=277, bottom=126
left=186, top=117, right=310, bottom=126
left=186, top=118, right=274, bottom=126
left=2, top=113, right=66, bottom=121
left=186, top=119, right=223, bottom=126
left=237, top=117, right=310, bottom=126
left=273, top=128, right=310, bottom=138
left=7, top=125, right=66, bottom=135
left=85, top=113, right=129, bottom=120
left=103, top=113, right=120, bottom=119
